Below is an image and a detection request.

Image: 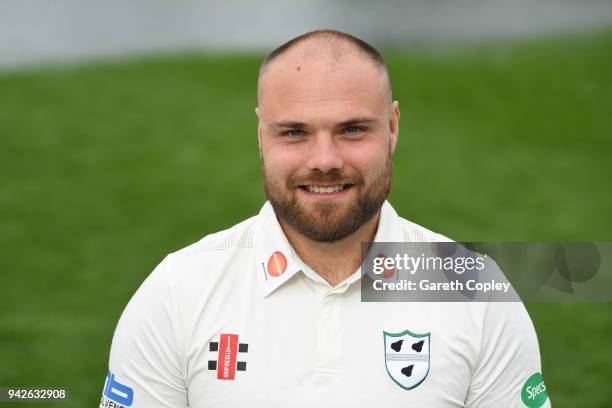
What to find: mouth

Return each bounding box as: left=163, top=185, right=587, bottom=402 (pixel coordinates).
left=297, top=183, right=354, bottom=195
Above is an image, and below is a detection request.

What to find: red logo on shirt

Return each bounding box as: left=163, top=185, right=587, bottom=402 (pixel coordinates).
left=267, top=251, right=287, bottom=277
left=218, top=333, right=239, bottom=380
left=207, top=334, right=248, bottom=380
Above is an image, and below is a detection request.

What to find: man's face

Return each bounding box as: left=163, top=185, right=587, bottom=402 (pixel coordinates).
left=256, top=52, right=400, bottom=242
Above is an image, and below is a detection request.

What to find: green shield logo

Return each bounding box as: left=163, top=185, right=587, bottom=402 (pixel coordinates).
left=383, top=330, right=431, bottom=390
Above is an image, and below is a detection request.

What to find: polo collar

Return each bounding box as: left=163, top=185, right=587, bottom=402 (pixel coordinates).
left=253, top=200, right=404, bottom=298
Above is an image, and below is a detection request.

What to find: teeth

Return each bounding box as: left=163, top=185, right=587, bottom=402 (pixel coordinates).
left=306, top=185, right=347, bottom=193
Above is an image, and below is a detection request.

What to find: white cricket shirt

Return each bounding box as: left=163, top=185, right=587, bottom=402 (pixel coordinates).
left=101, top=201, right=551, bottom=408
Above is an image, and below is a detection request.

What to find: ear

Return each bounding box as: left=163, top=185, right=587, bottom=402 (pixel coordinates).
left=389, top=101, right=400, bottom=154
left=255, top=107, right=263, bottom=151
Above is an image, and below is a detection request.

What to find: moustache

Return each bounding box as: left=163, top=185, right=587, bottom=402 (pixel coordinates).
left=290, top=170, right=361, bottom=187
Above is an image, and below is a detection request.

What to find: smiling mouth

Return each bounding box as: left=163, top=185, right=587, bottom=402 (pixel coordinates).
left=297, top=184, right=354, bottom=194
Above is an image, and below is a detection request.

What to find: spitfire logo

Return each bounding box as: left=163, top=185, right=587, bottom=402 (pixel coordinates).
left=207, top=333, right=248, bottom=380
left=383, top=330, right=431, bottom=390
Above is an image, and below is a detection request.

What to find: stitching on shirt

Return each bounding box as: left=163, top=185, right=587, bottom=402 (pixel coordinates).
left=198, top=223, right=254, bottom=252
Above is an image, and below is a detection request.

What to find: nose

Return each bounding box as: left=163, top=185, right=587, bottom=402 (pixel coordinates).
left=306, top=133, right=344, bottom=173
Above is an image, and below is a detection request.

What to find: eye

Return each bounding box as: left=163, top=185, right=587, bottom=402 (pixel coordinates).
left=282, top=129, right=305, bottom=137
left=343, top=126, right=365, bottom=135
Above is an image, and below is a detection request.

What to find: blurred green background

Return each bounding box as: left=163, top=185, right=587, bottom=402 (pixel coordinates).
left=1, top=30, right=611, bottom=406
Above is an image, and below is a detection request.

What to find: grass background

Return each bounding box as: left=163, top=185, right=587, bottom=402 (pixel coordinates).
left=1, top=30, right=611, bottom=406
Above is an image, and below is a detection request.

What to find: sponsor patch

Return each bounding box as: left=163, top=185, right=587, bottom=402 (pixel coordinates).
left=267, top=251, right=287, bottom=277
left=208, top=333, right=248, bottom=380
left=100, top=371, right=133, bottom=407
left=521, top=372, right=548, bottom=407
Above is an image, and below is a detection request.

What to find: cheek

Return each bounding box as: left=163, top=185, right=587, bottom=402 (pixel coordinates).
left=343, top=140, right=389, bottom=178
left=263, top=146, right=302, bottom=180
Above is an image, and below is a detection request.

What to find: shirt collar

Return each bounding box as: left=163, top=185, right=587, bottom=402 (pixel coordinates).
left=253, top=200, right=404, bottom=298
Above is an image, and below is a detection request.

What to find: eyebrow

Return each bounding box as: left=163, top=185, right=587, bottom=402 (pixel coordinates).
left=336, top=117, right=379, bottom=128
left=268, top=117, right=380, bottom=131
left=268, top=121, right=307, bottom=130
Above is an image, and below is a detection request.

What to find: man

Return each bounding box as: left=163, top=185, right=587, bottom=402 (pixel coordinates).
left=101, top=29, right=550, bottom=407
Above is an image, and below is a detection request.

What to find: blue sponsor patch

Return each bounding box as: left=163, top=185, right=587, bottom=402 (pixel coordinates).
left=102, top=371, right=134, bottom=406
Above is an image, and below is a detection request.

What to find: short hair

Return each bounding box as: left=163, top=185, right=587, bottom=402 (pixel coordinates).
left=257, top=29, right=391, bottom=103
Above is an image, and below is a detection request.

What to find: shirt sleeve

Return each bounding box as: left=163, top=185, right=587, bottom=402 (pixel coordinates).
left=465, top=301, right=551, bottom=408
left=100, top=255, right=188, bottom=408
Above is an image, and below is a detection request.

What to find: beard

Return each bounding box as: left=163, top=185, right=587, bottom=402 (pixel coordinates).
left=261, top=156, right=392, bottom=243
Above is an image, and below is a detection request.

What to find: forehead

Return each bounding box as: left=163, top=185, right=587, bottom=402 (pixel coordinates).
left=258, top=52, right=388, bottom=124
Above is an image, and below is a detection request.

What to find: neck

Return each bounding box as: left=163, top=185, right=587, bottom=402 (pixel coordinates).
left=278, top=211, right=381, bottom=287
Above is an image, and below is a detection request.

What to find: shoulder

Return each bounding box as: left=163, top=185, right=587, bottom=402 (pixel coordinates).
left=395, top=213, right=453, bottom=243
left=162, top=214, right=259, bottom=277
left=390, top=205, right=537, bottom=328
left=171, top=214, right=258, bottom=260
left=112, top=213, right=261, bottom=346
left=120, top=213, right=260, bottom=326
left=118, top=213, right=259, bottom=307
